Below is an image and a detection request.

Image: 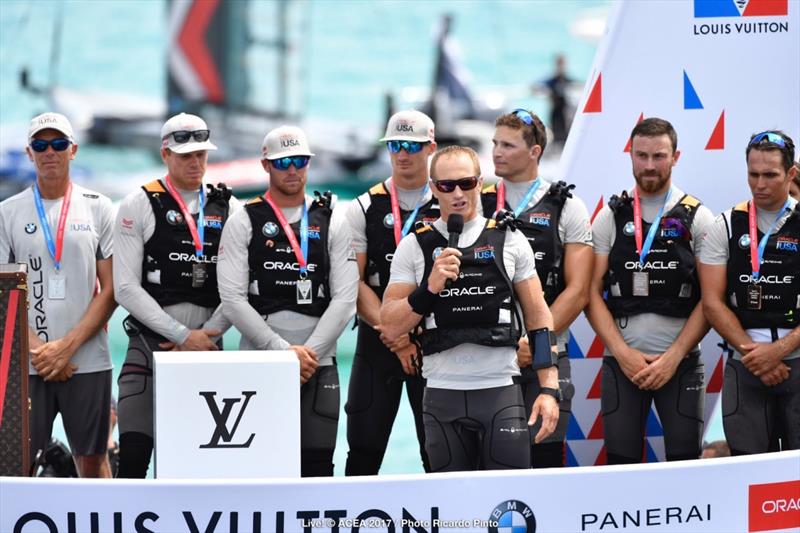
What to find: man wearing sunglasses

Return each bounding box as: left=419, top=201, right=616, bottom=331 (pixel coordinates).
left=0, top=112, right=117, bottom=477
left=380, top=145, right=559, bottom=472
left=114, top=112, right=239, bottom=478
left=699, top=130, right=800, bottom=455
left=586, top=118, right=715, bottom=464
left=217, top=125, right=357, bottom=477
left=343, top=110, right=438, bottom=476
left=482, top=108, right=592, bottom=468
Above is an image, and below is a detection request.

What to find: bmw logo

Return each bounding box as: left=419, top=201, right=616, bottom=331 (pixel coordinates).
left=739, top=234, right=751, bottom=249
left=489, top=500, right=536, bottom=533
left=262, top=222, right=279, bottom=237
left=383, top=213, right=395, bottom=228
left=623, top=221, right=635, bottom=236
left=166, top=210, right=184, bottom=226
left=25, top=223, right=37, bottom=234
left=432, top=246, right=444, bottom=260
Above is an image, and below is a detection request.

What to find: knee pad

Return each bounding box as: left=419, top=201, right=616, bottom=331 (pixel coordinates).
left=532, top=441, right=564, bottom=468
left=117, top=432, right=153, bottom=479
left=302, top=448, right=334, bottom=477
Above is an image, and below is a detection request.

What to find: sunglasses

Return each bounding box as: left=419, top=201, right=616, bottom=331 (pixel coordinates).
left=387, top=140, right=426, bottom=154
left=30, top=138, right=71, bottom=153
left=749, top=132, right=787, bottom=148
left=168, top=130, right=210, bottom=143
left=432, top=176, right=480, bottom=193
left=270, top=155, right=311, bottom=171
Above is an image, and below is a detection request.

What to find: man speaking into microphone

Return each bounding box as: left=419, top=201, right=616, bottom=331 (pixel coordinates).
left=380, top=146, right=559, bottom=472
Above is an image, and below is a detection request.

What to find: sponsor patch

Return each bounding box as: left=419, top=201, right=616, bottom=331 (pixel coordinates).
left=474, top=244, right=495, bottom=260
left=749, top=480, right=800, bottom=532
left=262, top=222, right=279, bottom=237
left=25, top=223, right=37, bottom=234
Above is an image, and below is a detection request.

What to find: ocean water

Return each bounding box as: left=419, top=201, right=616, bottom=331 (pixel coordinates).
left=3, top=0, right=724, bottom=475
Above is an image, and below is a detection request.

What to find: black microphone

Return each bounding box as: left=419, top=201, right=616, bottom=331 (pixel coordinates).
left=445, top=214, right=464, bottom=288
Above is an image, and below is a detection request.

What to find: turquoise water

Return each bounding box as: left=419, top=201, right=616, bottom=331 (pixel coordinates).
left=2, top=0, right=725, bottom=473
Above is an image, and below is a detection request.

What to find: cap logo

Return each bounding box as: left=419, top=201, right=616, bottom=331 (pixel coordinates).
left=280, top=138, right=300, bottom=148
left=38, top=117, right=58, bottom=126
left=395, top=120, right=415, bottom=133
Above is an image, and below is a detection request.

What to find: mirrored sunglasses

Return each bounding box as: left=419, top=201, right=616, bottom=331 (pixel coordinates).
left=271, top=155, right=311, bottom=171
left=749, top=132, right=787, bottom=148
left=169, top=129, right=210, bottom=143
left=30, top=138, right=71, bottom=153
left=387, top=140, right=426, bottom=154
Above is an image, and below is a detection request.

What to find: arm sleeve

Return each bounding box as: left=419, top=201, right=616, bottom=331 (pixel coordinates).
left=112, top=190, right=191, bottom=344
left=591, top=206, right=615, bottom=254
left=560, top=195, right=593, bottom=246
left=304, top=203, right=359, bottom=355
left=346, top=195, right=369, bottom=254
left=698, top=213, right=730, bottom=265
left=217, top=208, right=291, bottom=350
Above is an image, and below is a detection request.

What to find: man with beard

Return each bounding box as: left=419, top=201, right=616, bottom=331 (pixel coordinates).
left=344, top=110, right=437, bottom=475
left=482, top=109, right=592, bottom=468
left=114, top=113, right=239, bottom=478
left=217, top=125, right=357, bottom=477
left=698, top=131, right=799, bottom=454
left=586, top=118, right=715, bottom=463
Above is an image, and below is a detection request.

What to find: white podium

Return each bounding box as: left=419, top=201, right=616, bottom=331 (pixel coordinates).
left=153, top=350, right=300, bottom=479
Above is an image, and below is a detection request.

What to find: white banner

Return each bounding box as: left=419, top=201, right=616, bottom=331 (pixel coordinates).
left=2, top=451, right=798, bottom=533
left=556, top=0, right=800, bottom=465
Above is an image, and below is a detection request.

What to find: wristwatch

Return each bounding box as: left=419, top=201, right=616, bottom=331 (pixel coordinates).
left=539, top=387, right=562, bottom=403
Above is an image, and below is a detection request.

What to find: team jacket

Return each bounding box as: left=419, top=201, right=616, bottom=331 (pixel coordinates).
left=481, top=180, right=573, bottom=305
left=725, top=201, right=800, bottom=330
left=141, top=179, right=230, bottom=308
left=604, top=191, right=701, bottom=318
left=413, top=220, right=521, bottom=355
left=245, top=192, right=332, bottom=318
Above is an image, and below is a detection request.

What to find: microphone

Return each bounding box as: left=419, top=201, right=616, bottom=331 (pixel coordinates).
left=445, top=214, right=464, bottom=288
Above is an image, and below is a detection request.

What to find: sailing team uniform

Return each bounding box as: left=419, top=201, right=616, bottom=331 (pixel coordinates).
left=217, top=192, right=357, bottom=477
left=0, top=183, right=115, bottom=463
left=699, top=197, right=800, bottom=454
left=592, top=186, right=715, bottom=463
left=113, top=178, right=239, bottom=477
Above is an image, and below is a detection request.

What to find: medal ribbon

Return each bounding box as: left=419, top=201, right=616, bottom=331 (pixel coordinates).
left=748, top=199, right=791, bottom=280
left=496, top=178, right=542, bottom=217
left=164, top=175, right=205, bottom=257
left=633, top=186, right=672, bottom=264
left=265, top=194, right=309, bottom=277
left=33, top=181, right=72, bottom=271
left=389, top=179, right=430, bottom=246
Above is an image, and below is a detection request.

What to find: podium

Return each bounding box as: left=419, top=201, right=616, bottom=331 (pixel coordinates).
left=154, top=350, right=300, bottom=478
left=0, top=264, right=29, bottom=476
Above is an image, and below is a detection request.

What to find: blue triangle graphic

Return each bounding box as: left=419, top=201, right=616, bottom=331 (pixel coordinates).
left=646, top=408, right=664, bottom=436
left=566, top=412, right=586, bottom=440
left=567, top=330, right=584, bottom=359
left=694, top=0, right=740, bottom=18
left=566, top=442, right=580, bottom=467
left=684, top=70, right=704, bottom=110
left=645, top=440, right=659, bottom=462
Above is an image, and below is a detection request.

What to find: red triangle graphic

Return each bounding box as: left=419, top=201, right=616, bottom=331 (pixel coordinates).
left=594, top=444, right=608, bottom=466
left=587, top=367, right=603, bottom=399
left=743, top=0, right=787, bottom=17
left=705, top=110, right=725, bottom=150
left=589, top=195, right=604, bottom=224
left=583, top=73, right=602, bottom=113
left=178, top=0, right=225, bottom=103
left=707, top=354, right=725, bottom=393
left=623, top=113, right=645, bottom=152
left=586, top=335, right=605, bottom=358
left=587, top=411, right=604, bottom=439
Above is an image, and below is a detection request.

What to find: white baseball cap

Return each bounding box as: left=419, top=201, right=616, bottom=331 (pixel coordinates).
left=160, top=113, right=218, bottom=154
left=261, top=125, right=315, bottom=160
left=379, top=110, right=435, bottom=142
left=28, top=112, right=75, bottom=143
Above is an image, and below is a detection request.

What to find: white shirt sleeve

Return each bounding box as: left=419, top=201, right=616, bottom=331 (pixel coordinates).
left=346, top=194, right=369, bottom=254
left=388, top=233, right=424, bottom=286
left=96, top=195, right=116, bottom=260
left=304, top=202, right=359, bottom=355
left=0, top=201, right=11, bottom=263
left=690, top=204, right=716, bottom=258
left=217, top=207, right=292, bottom=350
left=506, top=228, right=537, bottom=283
left=698, top=212, right=731, bottom=265
left=561, top=195, right=593, bottom=246
left=112, top=189, right=191, bottom=344
left=591, top=205, right=615, bottom=255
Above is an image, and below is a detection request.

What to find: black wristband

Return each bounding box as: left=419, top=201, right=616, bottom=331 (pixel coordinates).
left=408, top=280, right=436, bottom=316
left=528, top=327, right=558, bottom=369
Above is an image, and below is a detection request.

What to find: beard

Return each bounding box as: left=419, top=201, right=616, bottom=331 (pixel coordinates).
left=634, top=170, right=670, bottom=194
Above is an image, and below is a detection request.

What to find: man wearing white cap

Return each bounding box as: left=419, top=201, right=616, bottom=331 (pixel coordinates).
left=218, top=125, right=357, bottom=477
left=344, top=110, right=437, bottom=475
left=113, top=112, right=240, bottom=477
left=0, top=112, right=117, bottom=477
